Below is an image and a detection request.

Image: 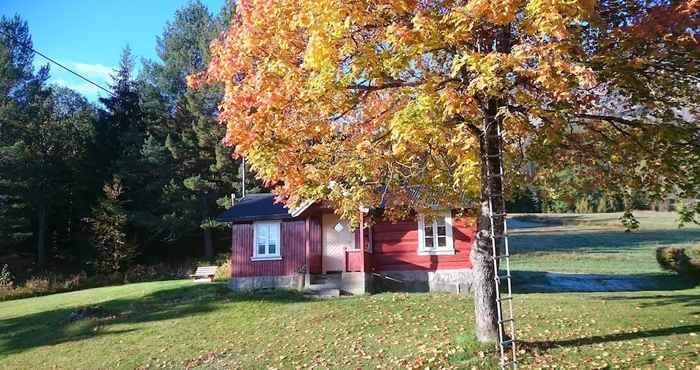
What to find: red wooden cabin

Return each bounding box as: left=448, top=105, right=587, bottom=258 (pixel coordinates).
left=219, top=193, right=476, bottom=294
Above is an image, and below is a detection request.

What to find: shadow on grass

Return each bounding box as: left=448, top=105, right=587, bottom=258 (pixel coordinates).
left=601, top=293, right=700, bottom=314
left=522, top=324, right=700, bottom=351
left=510, top=270, right=697, bottom=293
left=0, top=282, right=312, bottom=357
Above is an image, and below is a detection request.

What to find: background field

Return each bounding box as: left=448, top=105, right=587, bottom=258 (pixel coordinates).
left=1, top=212, right=698, bottom=369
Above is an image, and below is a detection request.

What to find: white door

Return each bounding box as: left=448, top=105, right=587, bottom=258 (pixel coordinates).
left=322, top=213, right=355, bottom=273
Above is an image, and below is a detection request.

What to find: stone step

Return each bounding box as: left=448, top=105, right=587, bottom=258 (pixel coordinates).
left=306, top=282, right=340, bottom=290
left=304, top=288, right=340, bottom=298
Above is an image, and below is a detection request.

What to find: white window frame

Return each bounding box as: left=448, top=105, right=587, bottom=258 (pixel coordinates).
left=417, top=210, right=455, bottom=255
left=251, top=221, right=282, bottom=261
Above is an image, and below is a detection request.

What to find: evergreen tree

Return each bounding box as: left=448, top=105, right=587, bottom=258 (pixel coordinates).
left=140, top=1, right=251, bottom=260
left=96, top=47, right=154, bottom=257
left=84, top=177, right=134, bottom=273
left=1, top=16, right=97, bottom=267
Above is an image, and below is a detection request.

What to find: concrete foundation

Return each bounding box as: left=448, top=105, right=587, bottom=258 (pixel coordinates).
left=340, top=272, right=373, bottom=295
left=228, top=269, right=472, bottom=295
left=373, top=268, right=472, bottom=295
left=228, top=274, right=305, bottom=293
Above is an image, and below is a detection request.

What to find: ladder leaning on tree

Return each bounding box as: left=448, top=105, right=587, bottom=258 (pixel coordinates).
left=485, top=119, right=517, bottom=369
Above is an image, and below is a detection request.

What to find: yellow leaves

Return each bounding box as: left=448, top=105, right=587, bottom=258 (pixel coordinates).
left=303, top=32, right=332, bottom=72
left=462, top=0, right=524, bottom=25
left=461, top=51, right=516, bottom=96
left=523, top=0, right=596, bottom=39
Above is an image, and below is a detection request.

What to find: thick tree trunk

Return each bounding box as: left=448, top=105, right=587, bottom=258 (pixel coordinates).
left=36, top=203, right=47, bottom=267
left=200, top=194, right=214, bottom=261
left=471, top=100, right=506, bottom=342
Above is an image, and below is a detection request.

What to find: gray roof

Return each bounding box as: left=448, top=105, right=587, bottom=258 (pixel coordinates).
left=217, top=194, right=292, bottom=222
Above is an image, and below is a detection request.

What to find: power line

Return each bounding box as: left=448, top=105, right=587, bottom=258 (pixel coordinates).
left=0, top=30, right=115, bottom=97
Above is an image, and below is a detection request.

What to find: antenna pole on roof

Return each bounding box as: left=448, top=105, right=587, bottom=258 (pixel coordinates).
left=242, top=156, right=246, bottom=198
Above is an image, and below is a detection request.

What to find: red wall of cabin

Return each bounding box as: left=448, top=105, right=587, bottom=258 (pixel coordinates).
left=231, top=219, right=319, bottom=277
left=230, top=212, right=474, bottom=278
left=370, top=211, right=475, bottom=272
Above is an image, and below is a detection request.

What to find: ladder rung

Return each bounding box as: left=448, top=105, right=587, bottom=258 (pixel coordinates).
left=490, top=233, right=509, bottom=238
left=486, top=153, right=503, bottom=158
left=499, top=318, right=515, bottom=324
left=495, top=274, right=512, bottom=280
left=495, top=253, right=511, bottom=259
left=498, top=295, right=513, bottom=301
left=501, top=339, right=515, bottom=347
left=490, top=212, right=507, bottom=217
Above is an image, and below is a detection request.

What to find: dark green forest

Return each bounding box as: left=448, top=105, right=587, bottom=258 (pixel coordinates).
left=0, top=2, right=258, bottom=279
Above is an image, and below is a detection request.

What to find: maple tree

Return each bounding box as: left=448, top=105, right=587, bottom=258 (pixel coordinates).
left=192, top=0, right=700, bottom=341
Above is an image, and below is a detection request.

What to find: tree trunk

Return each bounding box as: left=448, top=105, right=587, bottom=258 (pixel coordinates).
left=36, top=202, right=47, bottom=267
left=200, top=194, right=214, bottom=261
left=470, top=100, right=505, bottom=342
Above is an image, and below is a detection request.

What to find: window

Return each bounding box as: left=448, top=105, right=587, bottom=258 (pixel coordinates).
left=417, top=211, right=455, bottom=255
left=252, top=221, right=281, bottom=261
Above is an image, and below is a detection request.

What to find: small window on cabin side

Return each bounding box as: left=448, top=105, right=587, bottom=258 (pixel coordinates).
left=252, top=221, right=281, bottom=260
left=417, top=211, right=454, bottom=255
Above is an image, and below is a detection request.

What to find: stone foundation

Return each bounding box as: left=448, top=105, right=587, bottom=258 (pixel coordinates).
left=228, top=274, right=304, bottom=293
left=340, top=272, right=373, bottom=295
left=228, top=269, right=472, bottom=295
left=373, top=268, right=472, bottom=295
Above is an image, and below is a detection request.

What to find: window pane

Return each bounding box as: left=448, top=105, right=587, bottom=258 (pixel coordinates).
left=424, top=225, right=433, bottom=236
left=269, top=224, right=278, bottom=242
left=424, top=236, right=434, bottom=249
left=437, top=236, right=447, bottom=247
left=257, top=242, right=266, bottom=255
left=437, top=225, right=447, bottom=237
left=435, top=217, right=445, bottom=226
left=256, top=224, right=268, bottom=243
left=268, top=243, right=276, bottom=255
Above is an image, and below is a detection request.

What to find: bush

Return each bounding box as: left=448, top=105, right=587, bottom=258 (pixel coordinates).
left=0, top=264, right=14, bottom=288
left=0, top=256, right=232, bottom=301
left=656, top=245, right=700, bottom=280
left=214, top=263, right=231, bottom=282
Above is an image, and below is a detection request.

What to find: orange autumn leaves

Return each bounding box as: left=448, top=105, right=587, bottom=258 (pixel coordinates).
left=191, top=0, right=699, bottom=221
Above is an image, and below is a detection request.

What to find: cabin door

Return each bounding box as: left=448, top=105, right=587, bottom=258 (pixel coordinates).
left=322, top=213, right=355, bottom=273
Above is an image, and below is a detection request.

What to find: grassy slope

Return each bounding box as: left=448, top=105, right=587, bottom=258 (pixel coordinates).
left=510, top=211, right=700, bottom=274
left=1, top=212, right=699, bottom=369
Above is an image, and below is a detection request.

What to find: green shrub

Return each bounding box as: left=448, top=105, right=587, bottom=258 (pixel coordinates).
left=656, top=245, right=700, bottom=280
left=620, top=209, right=640, bottom=232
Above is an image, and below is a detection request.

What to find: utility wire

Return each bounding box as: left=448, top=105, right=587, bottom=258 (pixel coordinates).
left=0, top=30, right=115, bottom=97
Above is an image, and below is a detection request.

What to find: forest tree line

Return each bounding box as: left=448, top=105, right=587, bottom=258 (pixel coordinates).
left=0, top=1, right=257, bottom=275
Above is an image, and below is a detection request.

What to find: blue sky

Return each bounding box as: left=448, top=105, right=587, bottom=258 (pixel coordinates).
left=1, top=0, right=225, bottom=102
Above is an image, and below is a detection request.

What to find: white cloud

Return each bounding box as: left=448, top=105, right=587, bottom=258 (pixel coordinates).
left=52, top=79, right=104, bottom=99
left=48, top=61, right=115, bottom=102
left=71, top=62, right=114, bottom=81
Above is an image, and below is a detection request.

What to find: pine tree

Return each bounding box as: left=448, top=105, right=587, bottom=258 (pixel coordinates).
left=0, top=16, right=97, bottom=266
left=140, top=1, right=251, bottom=260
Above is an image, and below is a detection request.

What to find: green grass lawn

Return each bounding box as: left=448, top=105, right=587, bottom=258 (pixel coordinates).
left=510, top=211, right=700, bottom=275
left=1, top=212, right=699, bottom=369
